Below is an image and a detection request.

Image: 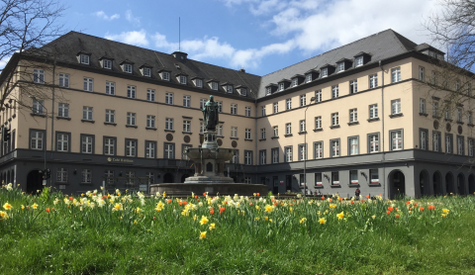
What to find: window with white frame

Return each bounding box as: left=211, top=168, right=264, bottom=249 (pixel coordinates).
left=468, top=138, right=474, bottom=156
left=315, top=116, right=322, bottom=129
left=126, top=112, right=136, bottom=126
left=105, top=109, right=115, bottom=123
left=245, top=106, right=251, bottom=117
left=420, top=129, right=428, bottom=150
left=285, top=146, right=292, bottom=162
left=103, top=59, right=112, bottom=69
left=349, top=80, right=357, bottom=94
left=285, top=123, right=292, bottom=135
left=104, top=137, right=115, bottom=155
left=350, top=170, right=358, bottom=184
left=210, top=82, right=218, bottom=91
left=259, top=150, right=266, bottom=165
left=32, top=100, right=44, bottom=114
left=106, top=82, right=115, bottom=95
left=240, top=88, right=247, bottom=96
left=349, top=137, right=358, bottom=155
left=261, top=106, right=266, bottom=116
left=123, top=63, right=133, bottom=73
left=79, top=54, right=89, bottom=65
left=30, top=130, right=44, bottom=150
left=183, top=120, right=191, bottom=132
left=125, top=139, right=137, bottom=157
left=314, top=141, right=323, bottom=158
left=305, top=74, right=312, bottom=83
left=331, top=139, right=340, bottom=157
left=278, top=82, right=285, bottom=91
left=446, top=134, right=453, bottom=153
left=331, top=112, right=339, bottom=126
left=195, top=79, right=203, bottom=88
left=291, top=78, right=298, bottom=87
left=232, top=150, right=239, bottom=164
left=145, top=141, right=156, bottom=158
left=182, top=144, right=192, bottom=160
left=332, top=85, right=339, bottom=98
left=273, top=126, right=278, bottom=137
left=81, top=169, right=92, bottom=184
left=162, top=71, right=170, bottom=81
left=298, top=144, right=306, bottom=161
left=200, top=98, right=206, bottom=110
left=127, top=85, right=136, bottom=99
left=315, top=172, right=322, bottom=186
left=286, top=98, right=292, bottom=110
left=125, top=171, right=135, bottom=185
left=433, top=101, right=440, bottom=117
left=226, top=85, right=233, bottom=93
left=355, top=56, right=363, bottom=67
left=300, top=94, right=306, bottom=107
left=433, top=131, right=441, bottom=152
left=337, top=62, right=345, bottom=72
left=369, top=133, right=379, bottom=153
left=200, top=122, right=205, bottom=134
left=419, top=66, right=425, bottom=81
left=349, top=108, right=358, bottom=123
left=81, top=135, right=93, bottom=154
left=332, top=171, right=340, bottom=185
left=419, top=98, right=426, bottom=114
left=165, top=93, right=174, bottom=105
left=217, top=125, right=223, bottom=136
left=231, top=126, right=238, bottom=138
left=260, top=128, right=266, bottom=140
left=183, top=95, right=191, bottom=107
left=266, top=87, right=272, bottom=95
left=315, top=90, right=322, bottom=102
left=146, top=172, right=154, bottom=185
left=370, top=169, right=379, bottom=184
left=391, top=130, right=403, bottom=150
left=57, top=168, right=68, bottom=183
left=147, top=89, right=155, bottom=102
left=165, top=118, right=174, bottom=130
left=457, top=136, right=464, bottom=155
left=273, top=102, right=278, bottom=114
left=56, top=133, right=69, bottom=152
left=146, top=115, right=155, bottom=128
left=83, top=78, right=93, bottom=92
left=179, top=75, right=187, bottom=85
left=231, top=104, right=237, bottom=115
left=457, top=108, right=462, bottom=123
left=58, top=103, right=69, bottom=118
left=321, top=67, right=328, bottom=77
left=271, top=148, right=279, bottom=163
left=142, top=67, right=151, bottom=77
left=218, top=101, right=223, bottom=113
left=244, top=151, right=253, bottom=165
left=391, top=99, right=401, bottom=115
left=445, top=109, right=452, bottom=120
left=391, top=67, right=401, bottom=83
left=83, top=106, right=93, bottom=121
left=58, top=73, right=69, bottom=87
left=245, top=128, right=251, bottom=140
left=431, top=71, right=437, bottom=85
left=164, top=143, right=174, bottom=159
left=300, top=120, right=306, bottom=133
left=369, top=74, right=378, bottom=88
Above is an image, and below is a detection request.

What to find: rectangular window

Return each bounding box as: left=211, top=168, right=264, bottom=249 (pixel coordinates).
left=30, top=130, right=44, bottom=150
left=83, top=78, right=93, bottom=92
left=315, top=90, right=322, bottom=102
left=179, top=75, right=187, bottom=85
left=58, top=103, right=69, bottom=118
left=226, top=85, right=233, bottom=93
left=350, top=170, right=358, bottom=185
left=261, top=106, right=266, bottom=116
left=146, top=115, right=156, bottom=128
left=259, top=150, right=266, bottom=165
left=162, top=71, right=170, bottom=81
left=419, top=98, right=426, bottom=114
left=127, top=86, right=136, bottom=99
left=105, top=109, right=115, bottom=123
left=244, top=150, right=253, bottom=165
left=182, top=144, right=192, bottom=160
left=106, top=82, right=115, bottom=95
left=245, top=128, right=251, bottom=140
left=349, top=108, right=358, bottom=123
left=82, top=106, right=93, bottom=121
left=81, top=169, right=92, bottom=184
left=355, top=56, right=363, bottom=67
left=391, top=130, right=403, bottom=151
left=79, top=54, right=89, bottom=65
left=285, top=146, right=292, bottom=162
left=332, top=171, right=339, bottom=185
left=315, top=172, right=322, bottom=186
left=126, top=112, right=136, bottom=126
left=300, top=94, right=306, bottom=107
left=231, top=104, right=237, bottom=115
left=217, top=125, right=223, bottom=136
left=56, top=168, right=68, bottom=183
left=291, top=78, right=298, bottom=87
left=102, top=59, right=112, bottom=69
left=58, top=73, right=69, bottom=87
left=370, top=169, right=379, bottom=184
left=210, top=82, right=218, bottom=91
left=349, top=80, right=358, bottom=94
left=231, top=126, right=238, bottom=138
left=33, top=69, right=45, bottom=84
left=419, top=66, right=425, bottom=81
left=433, top=131, right=441, bottom=152
left=200, top=122, right=205, bottom=134
left=332, top=85, right=339, bottom=98
left=142, top=67, right=151, bottom=77
left=218, top=101, right=223, bottom=113
left=245, top=106, right=251, bottom=117
left=273, top=126, right=278, bottom=137
left=305, top=74, right=312, bottom=83
left=164, top=143, right=175, bottom=159
left=314, top=141, right=323, bottom=159
left=468, top=138, right=474, bottom=156
left=419, top=129, right=428, bottom=150
left=368, top=133, right=379, bottom=153
left=300, top=120, right=306, bottom=133
left=104, top=137, right=116, bottom=155
left=331, top=112, right=339, bottom=126
left=271, top=148, right=279, bottom=163
left=457, top=136, right=464, bottom=155
left=321, top=67, right=328, bottom=77
left=183, top=120, right=191, bottom=132
left=445, top=134, right=453, bottom=153
left=315, top=116, right=322, bottom=129
left=165, top=118, right=174, bottom=130
left=195, top=79, right=203, bottom=88
left=286, top=123, right=292, bottom=135
left=183, top=95, right=191, bottom=107
left=337, top=62, right=345, bottom=72
left=123, top=64, right=132, bottom=73
left=457, top=108, right=462, bottom=123
left=298, top=144, right=307, bottom=161
left=369, top=74, right=378, bottom=88
left=349, top=136, right=358, bottom=155
left=165, top=93, right=174, bottom=105
left=81, top=135, right=94, bottom=154
left=147, top=89, right=155, bottom=102
left=391, top=99, right=401, bottom=115
left=56, top=132, right=69, bottom=152
left=433, top=101, right=440, bottom=117
left=231, top=150, right=239, bottom=164
left=330, top=139, right=340, bottom=157
left=278, top=83, right=285, bottom=91
left=145, top=141, right=156, bottom=158
left=369, top=104, right=378, bottom=119
left=200, top=98, right=207, bottom=110
left=125, top=139, right=137, bottom=157
left=286, top=98, right=292, bottom=110
left=125, top=171, right=135, bottom=186
left=391, top=67, right=401, bottom=83
left=273, top=102, right=278, bottom=114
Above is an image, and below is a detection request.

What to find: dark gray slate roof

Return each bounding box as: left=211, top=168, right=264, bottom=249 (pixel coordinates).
left=256, top=29, right=422, bottom=98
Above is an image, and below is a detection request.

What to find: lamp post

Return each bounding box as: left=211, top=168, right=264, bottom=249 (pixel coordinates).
left=303, top=97, right=316, bottom=197
left=30, top=96, right=48, bottom=185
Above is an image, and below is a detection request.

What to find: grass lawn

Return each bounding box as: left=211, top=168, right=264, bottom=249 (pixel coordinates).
left=1, top=184, right=474, bottom=274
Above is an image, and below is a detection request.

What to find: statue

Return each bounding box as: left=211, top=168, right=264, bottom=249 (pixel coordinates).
left=202, top=95, right=219, bottom=130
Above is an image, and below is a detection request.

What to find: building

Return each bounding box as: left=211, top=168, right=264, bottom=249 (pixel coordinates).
left=0, top=29, right=474, bottom=198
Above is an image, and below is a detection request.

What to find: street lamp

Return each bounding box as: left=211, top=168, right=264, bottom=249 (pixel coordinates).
left=29, top=96, right=48, bottom=185
left=303, top=96, right=316, bottom=197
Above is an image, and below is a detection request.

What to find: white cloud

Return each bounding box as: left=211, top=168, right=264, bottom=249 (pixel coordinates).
left=93, top=11, right=120, bottom=21
left=105, top=30, right=149, bottom=47
left=125, top=10, right=140, bottom=26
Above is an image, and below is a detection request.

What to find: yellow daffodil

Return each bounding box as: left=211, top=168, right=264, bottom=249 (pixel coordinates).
left=199, top=231, right=207, bottom=240
left=255, top=205, right=260, bottom=210
left=300, top=217, right=307, bottom=223
left=337, top=211, right=344, bottom=220
left=264, top=204, right=273, bottom=213
left=0, top=211, right=9, bottom=220
left=32, top=203, right=38, bottom=210
left=372, top=215, right=376, bottom=219
left=442, top=214, right=447, bottom=218
left=319, top=218, right=326, bottom=224
left=289, top=207, right=293, bottom=212
left=209, top=223, right=216, bottom=230
left=329, top=204, right=336, bottom=209
left=3, top=202, right=12, bottom=210
left=442, top=209, right=450, bottom=214
left=193, top=214, right=197, bottom=221
left=199, top=215, right=209, bottom=225
left=181, top=209, right=190, bottom=216
left=155, top=201, right=164, bottom=212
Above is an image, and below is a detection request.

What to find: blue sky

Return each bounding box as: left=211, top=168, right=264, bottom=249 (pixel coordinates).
left=59, top=0, right=444, bottom=76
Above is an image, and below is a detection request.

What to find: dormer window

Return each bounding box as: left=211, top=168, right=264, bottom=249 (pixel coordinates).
left=321, top=68, right=328, bottom=78
left=240, top=88, right=247, bottom=96
left=225, top=85, right=233, bottom=93
left=291, top=78, right=298, bottom=87
left=141, top=67, right=152, bottom=77
left=179, top=75, right=187, bottom=85
left=122, top=63, right=133, bottom=74
left=305, top=74, right=312, bottom=83
left=77, top=53, right=90, bottom=65
left=102, top=59, right=112, bottom=69
left=355, top=56, right=363, bottom=67
left=209, top=81, right=219, bottom=91
left=354, top=52, right=371, bottom=67
left=337, top=62, right=345, bottom=72
left=161, top=71, right=170, bottom=81
left=266, top=87, right=272, bottom=95
left=193, top=78, right=203, bottom=88
left=279, top=82, right=285, bottom=91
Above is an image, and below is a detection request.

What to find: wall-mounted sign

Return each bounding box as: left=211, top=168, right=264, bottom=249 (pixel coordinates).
left=107, top=157, right=133, bottom=163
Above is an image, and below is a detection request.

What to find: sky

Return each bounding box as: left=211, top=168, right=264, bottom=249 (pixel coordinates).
left=58, top=0, right=445, bottom=76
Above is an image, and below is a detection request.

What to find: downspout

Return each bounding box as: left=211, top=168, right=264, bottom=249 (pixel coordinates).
left=379, top=60, right=386, bottom=198
left=51, top=57, right=56, bottom=159
left=253, top=90, right=258, bottom=184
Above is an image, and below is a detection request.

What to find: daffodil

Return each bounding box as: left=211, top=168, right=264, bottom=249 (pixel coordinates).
left=337, top=211, right=344, bottom=220
left=199, top=231, right=207, bottom=240
left=442, top=209, right=450, bottom=214
left=199, top=215, right=209, bottom=225
left=3, top=202, right=12, bottom=210
left=0, top=211, right=9, bottom=220
left=32, top=203, right=38, bottom=210
left=155, top=201, right=165, bottom=212
left=264, top=204, right=273, bottom=213
left=319, top=218, right=326, bottom=224
left=209, top=223, right=216, bottom=230
left=300, top=217, right=307, bottom=223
